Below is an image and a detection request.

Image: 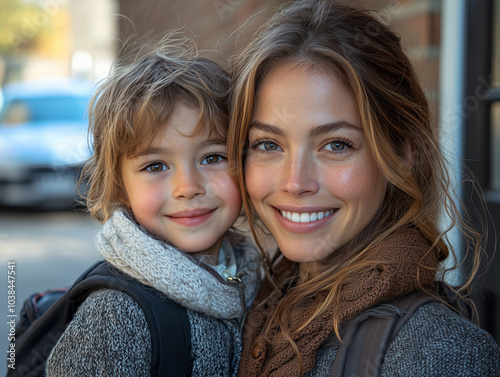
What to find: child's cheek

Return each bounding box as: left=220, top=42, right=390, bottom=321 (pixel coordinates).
left=136, top=185, right=166, bottom=215
left=207, top=173, right=242, bottom=212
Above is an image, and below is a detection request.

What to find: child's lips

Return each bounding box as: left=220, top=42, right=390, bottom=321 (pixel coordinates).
left=166, top=208, right=216, bottom=226
left=168, top=208, right=215, bottom=218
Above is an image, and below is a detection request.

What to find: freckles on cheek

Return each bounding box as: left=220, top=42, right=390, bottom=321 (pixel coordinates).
left=330, top=163, right=383, bottom=200
left=330, top=169, right=366, bottom=198
left=244, top=164, right=267, bottom=201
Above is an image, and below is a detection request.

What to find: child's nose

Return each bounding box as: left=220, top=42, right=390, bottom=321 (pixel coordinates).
left=172, top=168, right=206, bottom=199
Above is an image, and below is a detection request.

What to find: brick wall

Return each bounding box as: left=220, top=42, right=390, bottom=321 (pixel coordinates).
left=117, top=0, right=441, bottom=114
left=117, top=0, right=285, bottom=60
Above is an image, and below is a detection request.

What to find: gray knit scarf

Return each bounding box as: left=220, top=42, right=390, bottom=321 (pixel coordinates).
left=97, top=209, right=261, bottom=319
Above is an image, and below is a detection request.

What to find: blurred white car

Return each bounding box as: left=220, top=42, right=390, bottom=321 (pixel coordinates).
left=0, top=78, right=93, bottom=209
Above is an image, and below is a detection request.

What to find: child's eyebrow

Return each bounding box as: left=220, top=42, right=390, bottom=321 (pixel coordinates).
left=198, top=138, right=226, bottom=148
left=131, top=147, right=166, bottom=159
left=131, top=139, right=226, bottom=160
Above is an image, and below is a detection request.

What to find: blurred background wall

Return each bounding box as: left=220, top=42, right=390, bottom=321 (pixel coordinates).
left=1, top=0, right=499, bottom=342
left=0, top=0, right=116, bottom=83
left=0, top=0, right=441, bottom=89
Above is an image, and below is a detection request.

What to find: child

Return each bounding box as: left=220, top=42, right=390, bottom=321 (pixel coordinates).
left=45, top=35, right=261, bottom=377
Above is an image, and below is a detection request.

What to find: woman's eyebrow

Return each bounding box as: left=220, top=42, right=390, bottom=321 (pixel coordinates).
left=248, top=120, right=360, bottom=137
left=309, top=121, right=361, bottom=137
left=248, top=121, right=285, bottom=136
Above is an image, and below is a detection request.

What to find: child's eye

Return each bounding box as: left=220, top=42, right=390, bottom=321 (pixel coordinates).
left=145, top=162, right=167, bottom=172
left=251, top=139, right=283, bottom=151
left=201, top=154, right=226, bottom=165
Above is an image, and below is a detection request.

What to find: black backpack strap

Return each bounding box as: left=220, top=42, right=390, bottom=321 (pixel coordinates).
left=8, top=262, right=106, bottom=377
left=8, top=261, right=192, bottom=377
left=330, top=290, right=438, bottom=377
left=71, top=261, right=193, bottom=377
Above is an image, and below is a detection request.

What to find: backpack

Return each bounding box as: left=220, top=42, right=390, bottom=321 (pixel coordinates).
left=6, top=260, right=192, bottom=377
left=330, top=284, right=466, bottom=377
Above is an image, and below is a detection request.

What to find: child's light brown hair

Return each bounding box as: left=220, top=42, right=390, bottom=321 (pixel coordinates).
left=82, top=33, right=230, bottom=223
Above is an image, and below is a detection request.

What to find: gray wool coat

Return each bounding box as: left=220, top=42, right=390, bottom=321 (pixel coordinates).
left=45, top=210, right=261, bottom=377
left=306, top=302, right=500, bottom=376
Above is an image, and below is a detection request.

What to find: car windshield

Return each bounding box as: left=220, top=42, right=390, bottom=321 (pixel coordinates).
left=0, top=96, right=89, bottom=125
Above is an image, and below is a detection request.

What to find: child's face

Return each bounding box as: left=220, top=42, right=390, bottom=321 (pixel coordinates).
left=120, top=102, right=241, bottom=258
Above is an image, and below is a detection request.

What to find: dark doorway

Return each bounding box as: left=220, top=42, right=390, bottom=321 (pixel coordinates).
left=464, top=0, right=500, bottom=342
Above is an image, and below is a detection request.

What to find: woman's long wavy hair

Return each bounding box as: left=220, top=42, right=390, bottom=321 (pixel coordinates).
left=228, top=0, right=485, bottom=370
left=81, top=33, right=230, bottom=223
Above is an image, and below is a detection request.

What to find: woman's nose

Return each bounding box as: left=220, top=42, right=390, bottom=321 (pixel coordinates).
left=281, top=153, right=320, bottom=196
left=172, top=167, right=206, bottom=199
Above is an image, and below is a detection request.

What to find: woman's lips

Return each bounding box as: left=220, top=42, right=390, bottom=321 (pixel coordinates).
left=273, top=206, right=337, bottom=233
left=279, top=209, right=336, bottom=223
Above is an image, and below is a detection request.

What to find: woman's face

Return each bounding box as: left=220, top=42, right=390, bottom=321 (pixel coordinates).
left=245, top=62, right=387, bottom=263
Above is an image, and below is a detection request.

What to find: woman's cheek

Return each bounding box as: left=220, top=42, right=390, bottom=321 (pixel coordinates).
left=327, top=161, right=382, bottom=199
left=245, top=163, right=269, bottom=202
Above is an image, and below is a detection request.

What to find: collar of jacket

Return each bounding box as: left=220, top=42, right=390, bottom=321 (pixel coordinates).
left=97, top=209, right=261, bottom=319
left=238, top=227, right=438, bottom=377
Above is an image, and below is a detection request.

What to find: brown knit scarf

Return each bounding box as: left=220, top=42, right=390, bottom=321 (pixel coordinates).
left=238, top=228, right=439, bottom=377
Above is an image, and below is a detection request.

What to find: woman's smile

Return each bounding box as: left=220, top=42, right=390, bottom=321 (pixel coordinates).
left=273, top=205, right=338, bottom=234
left=278, top=209, right=336, bottom=223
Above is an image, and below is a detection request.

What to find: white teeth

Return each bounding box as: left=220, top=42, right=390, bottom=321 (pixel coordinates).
left=280, top=209, right=335, bottom=223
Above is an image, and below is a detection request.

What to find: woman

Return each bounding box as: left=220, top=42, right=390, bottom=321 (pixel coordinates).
left=228, top=1, right=500, bottom=376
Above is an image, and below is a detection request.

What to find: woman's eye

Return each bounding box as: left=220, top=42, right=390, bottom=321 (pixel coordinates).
left=254, top=140, right=282, bottom=151
left=201, top=154, right=226, bottom=165
left=324, top=141, right=349, bottom=151
left=264, top=142, right=279, bottom=150
left=145, top=162, right=167, bottom=172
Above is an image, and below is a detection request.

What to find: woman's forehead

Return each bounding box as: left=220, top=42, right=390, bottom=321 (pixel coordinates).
left=253, top=61, right=360, bottom=130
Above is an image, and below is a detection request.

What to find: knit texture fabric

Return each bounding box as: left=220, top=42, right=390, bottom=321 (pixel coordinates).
left=188, top=310, right=242, bottom=376
left=46, top=209, right=261, bottom=377
left=305, top=302, right=500, bottom=376
left=98, top=209, right=261, bottom=319
left=46, top=290, right=151, bottom=377
left=238, top=228, right=443, bottom=376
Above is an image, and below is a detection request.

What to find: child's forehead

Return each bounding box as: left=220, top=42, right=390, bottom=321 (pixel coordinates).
left=127, top=119, right=226, bottom=158
left=153, top=121, right=225, bottom=146
left=124, top=98, right=227, bottom=157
